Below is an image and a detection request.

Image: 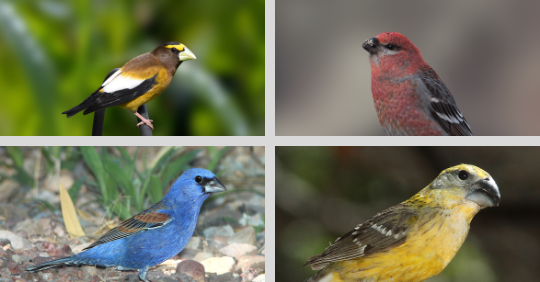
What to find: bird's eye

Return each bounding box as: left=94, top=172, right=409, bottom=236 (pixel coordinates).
left=387, top=44, right=395, bottom=50
left=172, top=47, right=178, bottom=52
left=458, top=170, right=468, bottom=180
left=195, top=176, right=202, bottom=183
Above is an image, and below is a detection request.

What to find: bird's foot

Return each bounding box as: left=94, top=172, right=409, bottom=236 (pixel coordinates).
left=133, top=112, right=154, bottom=131
left=139, top=266, right=150, bottom=282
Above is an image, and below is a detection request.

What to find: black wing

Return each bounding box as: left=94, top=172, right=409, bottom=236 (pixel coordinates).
left=420, top=68, right=473, bottom=136
left=62, top=71, right=157, bottom=117
left=82, top=74, right=157, bottom=115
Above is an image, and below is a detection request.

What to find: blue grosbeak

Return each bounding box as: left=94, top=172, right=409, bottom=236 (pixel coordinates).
left=27, top=168, right=226, bottom=281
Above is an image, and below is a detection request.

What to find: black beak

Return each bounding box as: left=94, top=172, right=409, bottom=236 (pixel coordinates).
left=465, top=177, right=501, bottom=208
left=362, top=37, right=380, bottom=55
left=204, top=177, right=227, bottom=194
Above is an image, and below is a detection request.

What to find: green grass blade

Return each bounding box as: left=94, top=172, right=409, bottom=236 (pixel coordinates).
left=161, top=149, right=201, bottom=186
left=80, top=147, right=108, bottom=202
left=149, top=175, right=163, bottom=204
left=207, top=146, right=229, bottom=172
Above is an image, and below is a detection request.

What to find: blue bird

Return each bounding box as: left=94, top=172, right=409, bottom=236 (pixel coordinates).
left=27, top=168, right=226, bottom=281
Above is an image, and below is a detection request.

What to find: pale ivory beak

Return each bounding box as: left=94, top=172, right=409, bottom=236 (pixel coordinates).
left=179, top=46, right=196, bottom=61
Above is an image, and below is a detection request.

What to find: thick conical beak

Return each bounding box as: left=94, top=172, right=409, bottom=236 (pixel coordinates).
left=362, top=37, right=380, bottom=55
left=466, top=177, right=501, bottom=208
left=204, top=177, right=226, bottom=194
left=179, top=46, right=196, bottom=61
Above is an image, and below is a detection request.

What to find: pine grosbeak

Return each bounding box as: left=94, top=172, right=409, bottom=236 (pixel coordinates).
left=305, top=164, right=500, bottom=282
left=362, top=32, right=473, bottom=136
left=27, top=168, right=226, bottom=282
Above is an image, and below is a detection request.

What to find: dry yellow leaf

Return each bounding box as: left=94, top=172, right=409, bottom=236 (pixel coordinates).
left=59, top=183, right=85, bottom=238
left=76, top=208, right=93, bottom=221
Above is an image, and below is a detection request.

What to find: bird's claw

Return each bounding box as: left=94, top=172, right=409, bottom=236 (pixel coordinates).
left=136, top=120, right=154, bottom=131
left=133, top=112, right=154, bottom=131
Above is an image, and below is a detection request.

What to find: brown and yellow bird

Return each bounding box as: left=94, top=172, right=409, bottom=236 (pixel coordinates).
left=62, top=42, right=196, bottom=130
left=305, top=164, right=500, bottom=282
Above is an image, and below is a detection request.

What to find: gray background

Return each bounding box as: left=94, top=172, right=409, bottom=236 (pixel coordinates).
left=276, top=0, right=540, bottom=135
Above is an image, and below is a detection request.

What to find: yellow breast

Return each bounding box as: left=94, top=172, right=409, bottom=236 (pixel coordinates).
left=119, top=68, right=172, bottom=112
left=326, top=207, right=476, bottom=282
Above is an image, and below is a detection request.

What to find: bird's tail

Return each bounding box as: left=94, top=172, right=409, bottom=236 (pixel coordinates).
left=61, top=90, right=101, bottom=118
left=62, top=68, right=121, bottom=118
left=26, top=256, right=78, bottom=272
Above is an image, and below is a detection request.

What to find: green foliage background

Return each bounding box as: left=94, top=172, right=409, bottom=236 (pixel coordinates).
left=0, top=0, right=264, bottom=136
left=1, top=146, right=230, bottom=220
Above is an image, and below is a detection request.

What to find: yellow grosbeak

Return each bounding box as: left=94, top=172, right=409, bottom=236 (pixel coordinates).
left=305, top=164, right=501, bottom=282
left=62, top=42, right=196, bottom=130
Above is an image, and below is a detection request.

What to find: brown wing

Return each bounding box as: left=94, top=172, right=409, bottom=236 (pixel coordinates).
left=83, top=202, right=171, bottom=251
left=305, top=203, right=418, bottom=270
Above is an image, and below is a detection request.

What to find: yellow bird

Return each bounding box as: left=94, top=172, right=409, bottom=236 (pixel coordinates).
left=305, top=164, right=501, bottom=282
left=62, top=42, right=196, bottom=130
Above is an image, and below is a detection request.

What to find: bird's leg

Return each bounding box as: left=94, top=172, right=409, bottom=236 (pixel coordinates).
left=138, top=266, right=150, bottom=282
left=133, top=112, right=154, bottom=131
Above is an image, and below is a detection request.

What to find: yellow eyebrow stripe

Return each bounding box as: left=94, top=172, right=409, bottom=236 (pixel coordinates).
left=164, top=44, right=186, bottom=50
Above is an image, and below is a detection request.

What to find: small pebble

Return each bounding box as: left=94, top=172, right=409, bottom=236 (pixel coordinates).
left=176, top=260, right=205, bottom=282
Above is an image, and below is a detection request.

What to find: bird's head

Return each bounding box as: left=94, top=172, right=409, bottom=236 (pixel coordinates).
left=165, top=168, right=226, bottom=203
left=153, top=42, right=197, bottom=70
left=362, top=32, right=426, bottom=73
left=414, top=164, right=500, bottom=218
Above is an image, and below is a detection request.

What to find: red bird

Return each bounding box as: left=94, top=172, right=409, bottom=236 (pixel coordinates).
left=362, top=32, right=473, bottom=136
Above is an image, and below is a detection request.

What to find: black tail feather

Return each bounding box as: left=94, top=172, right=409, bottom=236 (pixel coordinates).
left=62, top=89, right=102, bottom=118
left=63, top=68, right=122, bottom=118
left=26, top=257, right=75, bottom=272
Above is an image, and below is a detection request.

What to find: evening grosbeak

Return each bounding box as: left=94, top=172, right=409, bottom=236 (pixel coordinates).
left=27, top=168, right=226, bottom=282
left=62, top=42, right=196, bottom=131
left=362, top=32, right=472, bottom=136
left=305, top=164, right=500, bottom=282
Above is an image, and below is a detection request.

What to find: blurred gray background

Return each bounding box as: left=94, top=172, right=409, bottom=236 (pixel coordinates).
left=276, top=0, right=540, bottom=135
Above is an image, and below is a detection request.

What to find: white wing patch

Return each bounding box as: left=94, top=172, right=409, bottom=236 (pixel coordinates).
left=102, top=69, right=122, bottom=87
left=371, top=224, right=393, bottom=236
left=432, top=100, right=465, bottom=124
left=102, top=72, right=145, bottom=93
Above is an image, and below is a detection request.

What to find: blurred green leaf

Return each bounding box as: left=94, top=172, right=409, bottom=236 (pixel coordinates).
left=102, top=156, right=137, bottom=205
left=115, top=147, right=132, bottom=162
left=115, top=146, right=137, bottom=178
left=0, top=2, right=58, bottom=135
left=162, top=149, right=201, bottom=186
left=41, top=147, right=57, bottom=169
left=105, top=173, right=118, bottom=206
left=6, top=147, right=24, bottom=167
left=35, top=199, right=57, bottom=212
left=60, top=147, right=81, bottom=170
left=4, top=147, right=34, bottom=188
left=253, top=224, right=264, bottom=234
left=80, top=147, right=108, bottom=202
left=138, top=147, right=177, bottom=210
left=68, top=176, right=85, bottom=204
left=207, top=146, right=229, bottom=172
left=149, top=175, right=163, bottom=204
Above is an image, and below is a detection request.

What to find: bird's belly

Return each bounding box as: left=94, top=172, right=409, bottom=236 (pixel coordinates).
left=372, top=80, right=446, bottom=136
left=76, top=228, right=187, bottom=270
left=119, top=85, right=166, bottom=112
left=335, top=210, right=470, bottom=282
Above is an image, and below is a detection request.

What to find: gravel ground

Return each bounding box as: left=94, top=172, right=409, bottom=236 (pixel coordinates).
left=0, top=146, right=265, bottom=282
